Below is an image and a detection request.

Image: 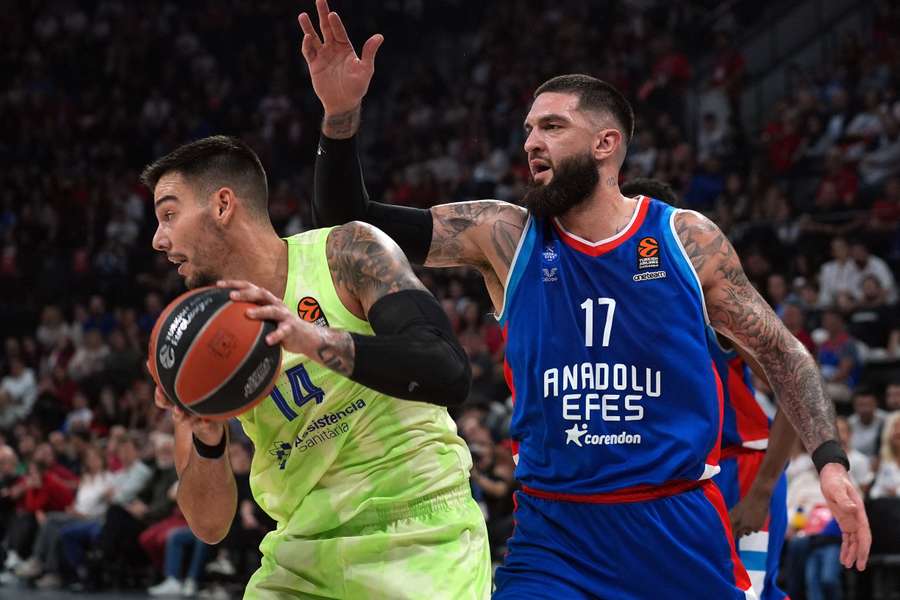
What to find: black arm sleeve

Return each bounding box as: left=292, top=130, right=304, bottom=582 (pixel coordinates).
left=313, top=134, right=433, bottom=264
left=348, top=290, right=471, bottom=406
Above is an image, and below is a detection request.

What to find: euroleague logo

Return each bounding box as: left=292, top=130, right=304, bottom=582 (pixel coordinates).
left=297, top=296, right=329, bottom=328
left=636, top=237, right=660, bottom=270
left=158, top=344, right=175, bottom=370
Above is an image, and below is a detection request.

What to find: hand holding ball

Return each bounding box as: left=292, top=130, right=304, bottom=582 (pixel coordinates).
left=148, top=286, right=282, bottom=420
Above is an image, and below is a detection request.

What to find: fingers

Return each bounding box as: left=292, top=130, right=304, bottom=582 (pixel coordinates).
left=229, top=285, right=278, bottom=306
left=360, top=34, right=384, bottom=67
left=855, top=504, right=871, bottom=570
left=315, top=0, right=333, bottom=43
left=217, top=279, right=252, bottom=290
left=246, top=304, right=290, bottom=323
left=298, top=13, right=322, bottom=61
left=328, top=11, right=351, bottom=45
left=154, top=386, right=172, bottom=410
left=301, top=33, right=318, bottom=62
left=266, top=320, right=294, bottom=346
left=298, top=12, right=321, bottom=44
left=840, top=532, right=854, bottom=568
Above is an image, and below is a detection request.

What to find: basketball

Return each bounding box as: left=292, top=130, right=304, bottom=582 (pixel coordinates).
left=148, top=286, right=282, bottom=420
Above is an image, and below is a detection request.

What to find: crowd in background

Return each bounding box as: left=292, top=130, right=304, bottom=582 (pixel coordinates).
left=1, top=0, right=899, bottom=597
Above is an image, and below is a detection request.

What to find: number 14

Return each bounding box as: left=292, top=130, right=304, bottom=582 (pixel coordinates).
left=580, top=297, right=616, bottom=347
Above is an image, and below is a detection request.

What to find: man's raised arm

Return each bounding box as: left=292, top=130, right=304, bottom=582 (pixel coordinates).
left=300, top=0, right=526, bottom=283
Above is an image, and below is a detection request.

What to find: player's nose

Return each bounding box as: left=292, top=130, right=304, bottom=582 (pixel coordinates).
left=523, top=130, right=543, bottom=155
left=152, top=226, right=170, bottom=252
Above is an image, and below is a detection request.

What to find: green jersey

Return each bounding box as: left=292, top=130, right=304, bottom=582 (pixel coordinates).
left=237, top=228, right=473, bottom=538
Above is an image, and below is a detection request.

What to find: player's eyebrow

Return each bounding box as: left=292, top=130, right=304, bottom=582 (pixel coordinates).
left=523, top=114, right=568, bottom=132
left=154, top=195, right=178, bottom=209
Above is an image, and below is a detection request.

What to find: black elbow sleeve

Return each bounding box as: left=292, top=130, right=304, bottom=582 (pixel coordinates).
left=349, top=290, right=471, bottom=406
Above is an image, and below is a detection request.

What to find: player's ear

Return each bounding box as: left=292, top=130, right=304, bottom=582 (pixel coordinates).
left=592, top=128, right=621, bottom=162
left=211, top=187, right=237, bottom=225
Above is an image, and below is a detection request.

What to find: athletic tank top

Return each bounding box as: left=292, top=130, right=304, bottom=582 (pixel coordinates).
left=498, top=197, right=724, bottom=494
left=237, top=228, right=471, bottom=535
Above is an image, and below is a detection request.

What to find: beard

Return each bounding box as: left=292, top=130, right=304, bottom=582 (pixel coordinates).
left=185, top=269, right=219, bottom=290
left=521, top=152, right=599, bottom=219
left=183, top=216, right=228, bottom=289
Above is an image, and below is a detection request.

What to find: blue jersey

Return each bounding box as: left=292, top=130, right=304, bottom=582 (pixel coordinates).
left=498, top=196, right=724, bottom=495
left=710, top=337, right=771, bottom=451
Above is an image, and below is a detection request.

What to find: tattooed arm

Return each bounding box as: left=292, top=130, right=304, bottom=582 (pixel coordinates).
left=300, top=0, right=526, bottom=309
left=675, top=210, right=871, bottom=570
left=427, top=201, right=527, bottom=310
left=227, top=222, right=470, bottom=405
left=675, top=211, right=833, bottom=448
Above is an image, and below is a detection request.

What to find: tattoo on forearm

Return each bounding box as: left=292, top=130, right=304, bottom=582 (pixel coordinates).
left=675, top=212, right=837, bottom=451
left=327, top=222, right=425, bottom=307
left=322, top=106, right=361, bottom=139
left=316, top=330, right=354, bottom=376
left=429, top=201, right=526, bottom=269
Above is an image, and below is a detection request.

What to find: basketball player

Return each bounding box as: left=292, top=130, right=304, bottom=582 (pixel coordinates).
left=142, top=136, right=491, bottom=598
left=621, top=178, right=791, bottom=600
left=300, top=2, right=869, bottom=597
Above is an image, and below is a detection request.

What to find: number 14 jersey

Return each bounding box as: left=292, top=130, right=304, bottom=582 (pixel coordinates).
left=238, top=228, right=471, bottom=537
left=497, top=196, right=724, bottom=496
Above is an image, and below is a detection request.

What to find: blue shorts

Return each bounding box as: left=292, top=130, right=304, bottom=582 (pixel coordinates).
left=493, top=481, right=755, bottom=599
left=714, top=451, right=788, bottom=600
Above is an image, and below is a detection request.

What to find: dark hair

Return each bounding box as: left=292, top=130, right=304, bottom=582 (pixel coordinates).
left=620, top=177, right=679, bottom=206
left=534, top=74, right=635, bottom=144
left=140, top=135, right=269, bottom=218
left=852, top=387, right=878, bottom=400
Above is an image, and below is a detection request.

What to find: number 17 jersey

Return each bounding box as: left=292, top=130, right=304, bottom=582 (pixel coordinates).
left=498, top=196, right=724, bottom=496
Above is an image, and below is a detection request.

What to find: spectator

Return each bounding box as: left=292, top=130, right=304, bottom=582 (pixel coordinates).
left=885, top=382, right=900, bottom=413
left=836, top=416, right=874, bottom=495
left=465, top=423, right=515, bottom=560
left=848, top=239, right=897, bottom=303
left=135, top=436, right=184, bottom=576
left=848, top=275, right=896, bottom=350
left=781, top=302, right=816, bottom=354
left=35, top=306, right=73, bottom=352
left=66, top=330, right=110, bottom=383
left=706, top=29, right=745, bottom=121
left=147, top=525, right=209, bottom=597
left=766, top=273, right=790, bottom=317
left=0, top=357, right=38, bottom=429
left=817, top=237, right=860, bottom=308
left=62, top=392, right=93, bottom=434
left=2, top=443, right=77, bottom=571
left=866, top=176, right=900, bottom=249
left=58, top=433, right=151, bottom=584
left=816, top=310, right=861, bottom=404
left=0, top=445, right=21, bottom=562
left=824, top=87, right=852, bottom=146
left=102, top=329, right=141, bottom=392
left=48, top=431, right=79, bottom=475
left=82, top=296, right=117, bottom=337
left=869, top=411, right=900, bottom=499
left=96, top=433, right=178, bottom=585
left=859, top=115, right=900, bottom=189
left=15, top=444, right=112, bottom=589
left=697, top=112, right=727, bottom=163
left=138, top=293, right=164, bottom=335
left=848, top=389, right=887, bottom=458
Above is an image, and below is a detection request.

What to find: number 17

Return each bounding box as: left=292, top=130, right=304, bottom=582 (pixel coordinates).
left=580, top=297, right=616, bottom=347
